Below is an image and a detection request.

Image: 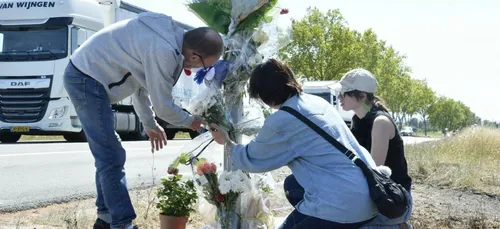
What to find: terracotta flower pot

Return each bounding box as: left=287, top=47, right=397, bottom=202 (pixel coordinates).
left=159, top=214, right=189, bottom=229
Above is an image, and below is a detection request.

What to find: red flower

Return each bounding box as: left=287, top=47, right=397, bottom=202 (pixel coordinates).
left=196, top=165, right=204, bottom=176
left=280, top=8, right=289, bottom=15
left=184, top=68, right=192, bottom=76
left=196, top=162, right=214, bottom=175
left=216, top=193, right=225, bottom=202
left=209, top=163, right=217, bottom=173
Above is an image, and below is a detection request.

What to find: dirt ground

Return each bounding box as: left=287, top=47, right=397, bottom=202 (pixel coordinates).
left=1, top=167, right=499, bottom=229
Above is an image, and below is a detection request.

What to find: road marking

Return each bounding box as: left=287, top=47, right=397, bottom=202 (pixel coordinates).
left=0, top=146, right=182, bottom=157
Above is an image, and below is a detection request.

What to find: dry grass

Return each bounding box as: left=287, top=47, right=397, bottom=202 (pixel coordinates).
left=20, top=135, right=65, bottom=141
left=406, top=126, right=500, bottom=195
left=410, top=213, right=500, bottom=229
left=0, top=177, right=213, bottom=229
left=19, top=132, right=192, bottom=142
left=414, top=130, right=443, bottom=138
left=3, top=127, right=500, bottom=228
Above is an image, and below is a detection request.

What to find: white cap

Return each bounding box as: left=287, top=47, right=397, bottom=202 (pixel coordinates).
left=332, top=68, right=378, bottom=93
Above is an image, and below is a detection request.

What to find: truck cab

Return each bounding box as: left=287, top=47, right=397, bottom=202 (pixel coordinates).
left=302, top=80, right=354, bottom=127
left=0, top=0, right=199, bottom=143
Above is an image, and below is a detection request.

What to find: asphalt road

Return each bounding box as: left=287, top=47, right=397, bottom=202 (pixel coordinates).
left=0, top=136, right=435, bottom=213
left=0, top=133, right=224, bottom=212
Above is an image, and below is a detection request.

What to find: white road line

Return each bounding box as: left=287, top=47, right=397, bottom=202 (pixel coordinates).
left=0, top=146, right=182, bottom=157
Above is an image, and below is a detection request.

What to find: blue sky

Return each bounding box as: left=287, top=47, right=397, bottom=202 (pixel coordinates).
left=126, top=0, right=500, bottom=121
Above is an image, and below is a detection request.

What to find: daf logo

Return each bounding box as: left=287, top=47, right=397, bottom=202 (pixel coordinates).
left=11, top=81, right=30, bottom=86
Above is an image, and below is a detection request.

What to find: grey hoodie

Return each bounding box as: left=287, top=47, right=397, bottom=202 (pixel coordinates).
left=70, top=12, right=192, bottom=130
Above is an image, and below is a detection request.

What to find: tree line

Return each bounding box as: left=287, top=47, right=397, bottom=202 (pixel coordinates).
left=278, top=8, right=494, bottom=134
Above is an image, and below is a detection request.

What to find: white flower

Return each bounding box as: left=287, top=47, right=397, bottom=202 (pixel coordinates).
left=252, top=29, right=269, bottom=44
left=218, top=170, right=250, bottom=194
left=248, top=54, right=263, bottom=67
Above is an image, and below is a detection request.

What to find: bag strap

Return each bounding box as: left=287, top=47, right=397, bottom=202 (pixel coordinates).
left=280, top=106, right=359, bottom=162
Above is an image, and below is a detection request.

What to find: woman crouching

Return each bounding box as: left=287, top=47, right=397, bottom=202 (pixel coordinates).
left=210, top=58, right=379, bottom=228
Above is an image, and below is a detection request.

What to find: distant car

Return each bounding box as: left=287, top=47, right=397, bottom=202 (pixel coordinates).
left=400, top=126, right=414, bottom=136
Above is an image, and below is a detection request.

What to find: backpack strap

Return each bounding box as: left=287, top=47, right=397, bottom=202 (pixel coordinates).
left=280, top=106, right=358, bottom=162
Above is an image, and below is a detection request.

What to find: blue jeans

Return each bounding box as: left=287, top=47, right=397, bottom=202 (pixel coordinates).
left=360, top=191, right=413, bottom=229
left=63, top=62, right=136, bottom=229
left=280, top=175, right=374, bottom=229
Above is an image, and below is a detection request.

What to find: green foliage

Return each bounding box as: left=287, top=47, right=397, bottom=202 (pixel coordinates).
left=279, top=7, right=482, bottom=131
left=233, top=0, right=278, bottom=34
left=428, top=96, right=476, bottom=131
left=188, top=0, right=231, bottom=34
left=169, top=153, right=191, bottom=169
left=187, top=0, right=278, bottom=35
left=156, top=175, right=198, bottom=217
left=412, top=79, right=436, bottom=134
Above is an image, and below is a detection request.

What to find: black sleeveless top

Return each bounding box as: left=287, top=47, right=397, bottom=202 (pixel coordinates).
left=351, top=108, right=412, bottom=191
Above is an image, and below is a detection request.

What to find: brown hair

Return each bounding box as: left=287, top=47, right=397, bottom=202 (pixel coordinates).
left=249, top=58, right=303, bottom=106
left=343, top=90, right=389, bottom=112
left=183, top=27, right=223, bottom=57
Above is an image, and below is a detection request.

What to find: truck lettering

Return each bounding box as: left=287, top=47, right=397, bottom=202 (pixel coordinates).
left=0, top=1, right=55, bottom=10
left=0, top=3, right=14, bottom=9
left=11, top=81, right=30, bottom=87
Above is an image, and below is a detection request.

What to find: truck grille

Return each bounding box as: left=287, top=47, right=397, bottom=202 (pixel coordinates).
left=0, top=88, right=50, bottom=123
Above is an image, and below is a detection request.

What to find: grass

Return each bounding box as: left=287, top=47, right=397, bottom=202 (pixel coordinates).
left=19, top=132, right=192, bottom=141
left=3, top=127, right=500, bottom=228
left=0, top=187, right=208, bottom=229
left=406, top=126, right=500, bottom=196
left=20, top=135, right=64, bottom=141
left=414, top=130, right=443, bottom=138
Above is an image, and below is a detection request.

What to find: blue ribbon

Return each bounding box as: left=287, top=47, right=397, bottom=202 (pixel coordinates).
left=194, top=66, right=213, bottom=85
left=193, top=60, right=230, bottom=88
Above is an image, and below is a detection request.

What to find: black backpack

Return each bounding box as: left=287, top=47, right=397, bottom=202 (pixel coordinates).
left=281, top=106, right=409, bottom=219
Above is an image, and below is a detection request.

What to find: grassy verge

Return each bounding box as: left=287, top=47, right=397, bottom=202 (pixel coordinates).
left=20, top=135, right=65, bottom=141
left=406, top=126, right=500, bottom=195
left=414, top=130, right=443, bottom=138
left=19, top=132, right=192, bottom=142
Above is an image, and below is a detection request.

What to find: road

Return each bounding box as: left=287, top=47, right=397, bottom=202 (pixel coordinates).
left=0, top=136, right=435, bottom=213
left=0, top=133, right=224, bottom=212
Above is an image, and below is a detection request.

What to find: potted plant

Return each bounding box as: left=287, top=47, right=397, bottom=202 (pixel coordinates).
left=156, top=174, right=198, bottom=229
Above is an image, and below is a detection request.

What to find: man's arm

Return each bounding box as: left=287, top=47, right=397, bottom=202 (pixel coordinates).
left=142, top=44, right=193, bottom=128
left=130, top=87, right=157, bottom=131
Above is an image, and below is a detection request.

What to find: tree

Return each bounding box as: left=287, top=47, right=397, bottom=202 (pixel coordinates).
left=412, top=79, right=436, bottom=135
left=279, top=7, right=483, bottom=128
left=279, top=8, right=362, bottom=80
left=428, top=97, right=476, bottom=131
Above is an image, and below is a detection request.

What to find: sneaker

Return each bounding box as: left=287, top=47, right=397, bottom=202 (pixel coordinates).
left=93, top=218, right=110, bottom=229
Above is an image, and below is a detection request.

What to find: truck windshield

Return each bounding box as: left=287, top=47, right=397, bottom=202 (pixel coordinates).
left=312, top=92, right=333, bottom=104
left=0, top=25, right=68, bottom=61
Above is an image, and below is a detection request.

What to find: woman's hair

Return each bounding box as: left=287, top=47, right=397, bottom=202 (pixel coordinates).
left=344, top=90, right=389, bottom=112
left=249, top=58, right=303, bottom=106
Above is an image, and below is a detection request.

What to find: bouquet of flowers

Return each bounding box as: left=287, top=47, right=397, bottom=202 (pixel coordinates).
left=167, top=133, right=277, bottom=229
left=172, top=0, right=293, bottom=228
left=190, top=159, right=251, bottom=229
left=187, top=83, right=234, bottom=132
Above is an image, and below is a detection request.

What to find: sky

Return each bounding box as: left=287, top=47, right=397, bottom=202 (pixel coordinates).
left=126, top=0, right=500, bottom=121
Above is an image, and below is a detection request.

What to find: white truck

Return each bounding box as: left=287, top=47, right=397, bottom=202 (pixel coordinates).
left=302, top=80, right=354, bottom=127
left=0, top=0, right=200, bottom=143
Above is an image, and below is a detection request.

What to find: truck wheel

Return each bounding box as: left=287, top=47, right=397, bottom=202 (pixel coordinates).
left=125, top=123, right=149, bottom=141
left=165, top=130, right=177, bottom=140
left=63, top=131, right=87, bottom=142
left=0, top=133, right=22, bottom=143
